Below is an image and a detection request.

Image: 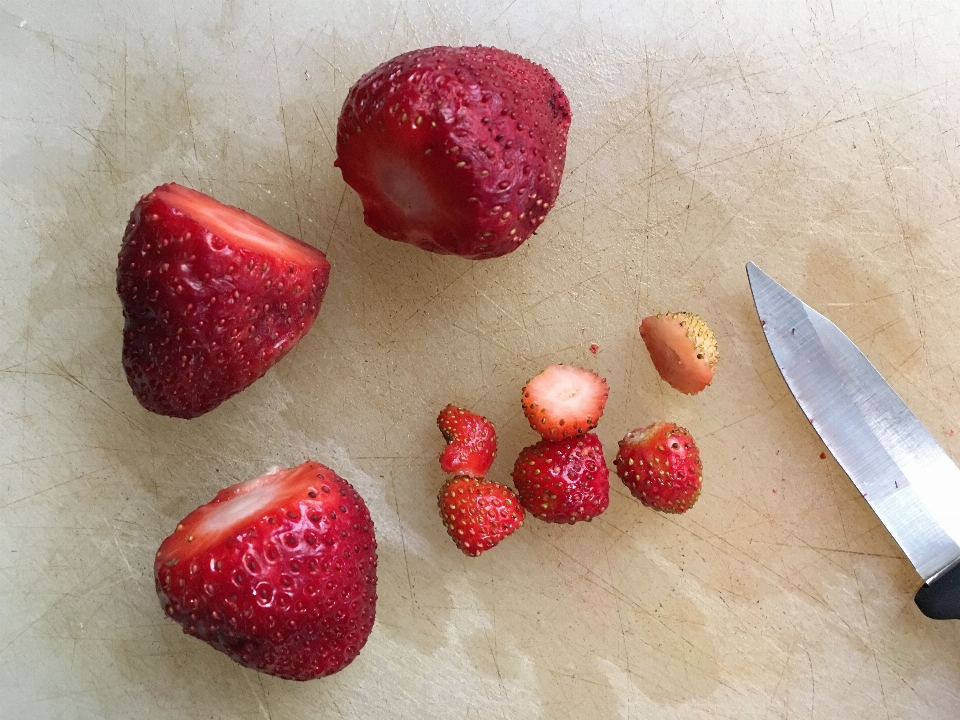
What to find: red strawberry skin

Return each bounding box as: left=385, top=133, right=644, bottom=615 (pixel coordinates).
left=511, top=433, right=610, bottom=524
left=614, top=423, right=703, bottom=514
left=335, top=45, right=571, bottom=260
left=155, top=461, right=377, bottom=681
left=117, top=183, right=331, bottom=419
left=437, top=405, right=497, bottom=478
left=438, top=477, right=524, bottom=556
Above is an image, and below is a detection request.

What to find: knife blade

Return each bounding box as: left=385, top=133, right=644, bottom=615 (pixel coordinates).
left=746, top=262, right=960, bottom=619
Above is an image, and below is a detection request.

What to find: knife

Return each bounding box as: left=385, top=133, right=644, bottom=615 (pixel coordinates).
left=746, top=262, right=960, bottom=619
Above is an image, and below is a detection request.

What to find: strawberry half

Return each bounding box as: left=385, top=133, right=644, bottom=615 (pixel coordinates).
left=335, top=45, right=571, bottom=259
left=639, top=312, right=718, bottom=395
left=117, top=183, right=331, bottom=418
left=437, top=404, right=497, bottom=478
left=154, top=461, right=378, bottom=681
left=511, top=433, right=610, bottom=524
left=614, top=422, right=703, bottom=514
left=438, top=477, right=524, bottom=556
left=521, top=364, right=609, bottom=440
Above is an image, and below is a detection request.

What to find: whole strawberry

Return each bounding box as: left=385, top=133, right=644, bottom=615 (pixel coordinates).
left=511, top=433, right=609, bottom=524
left=438, top=477, right=524, bottom=556
left=614, top=422, right=703, bottom=513
left=117, top=183, right=331, bottom=418
left=437, top=405, right=497, bottom=478
left=335, top=45, right=571, bottom=259
left=155, top=461, right=377, bottom=681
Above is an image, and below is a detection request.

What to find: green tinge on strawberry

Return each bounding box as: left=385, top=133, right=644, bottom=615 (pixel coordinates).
left=511, top=433, right=610, bottom=524
left=437, top=404, right=497, bottom=478
left=117, top=183, right=331, bottom=418
left=335, top=45, right=571, bottom=260
left=614, top=422, right=703, bottom=514
left=438, top=477, right=524, bottom=556
left=639, top=312, right=719, bottom=395
left=521, top=364, right=609, bottom=440
left=154, top=461, right=377, bottom=681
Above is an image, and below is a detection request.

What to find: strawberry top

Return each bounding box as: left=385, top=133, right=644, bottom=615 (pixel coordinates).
left=152, top=184, right=324, bottom=266
left=335, top=45, right=571, bottom=259
left=638, top=312, right=718, bottom=395
left=521, top=364, right=609, bottom=440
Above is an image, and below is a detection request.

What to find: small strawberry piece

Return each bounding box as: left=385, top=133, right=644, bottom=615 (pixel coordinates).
left=117, top=183, right=331, bottom=418
left=437, top=405, right=497, bottom=478
left=521, top=364, right=609, bottom=440
left=639, top=312, right=718, bottom=395
left=511, top=433, right=609, bottom=524
left=614, top=422, right=703, bottom=514
left=438, top=477, right=524, bottom=556
left=335, top=45, right=571, bottom=259
left=155, top=461, right=377, bottom=681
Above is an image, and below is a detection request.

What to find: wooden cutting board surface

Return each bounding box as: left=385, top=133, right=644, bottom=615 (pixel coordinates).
left=2, top=1, right=960, bottom=717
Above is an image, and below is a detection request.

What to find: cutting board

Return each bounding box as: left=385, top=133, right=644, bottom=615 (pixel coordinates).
left=3, top=1, right=960, bottom=717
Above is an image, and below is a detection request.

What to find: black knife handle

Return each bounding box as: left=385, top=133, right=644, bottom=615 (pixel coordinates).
left=915, top=562, right=960, bottom=619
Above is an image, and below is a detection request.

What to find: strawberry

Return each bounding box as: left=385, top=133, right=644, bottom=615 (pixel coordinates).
left=521, top=364, right=609, bottom=440
left=638, top=312, right=718, bottom=395
left=335, top=45, right=571, bottom=259
left=154, top=461, right=378, bottom=681
left=614, top=422, right=703, bottom=514
left=116, top=183, right=331, bottom=418
left=511, top=433, right=609, bottom=524
left=437, top=404, right=497, bottom=478
left=438, top=477, right=524, bottom=556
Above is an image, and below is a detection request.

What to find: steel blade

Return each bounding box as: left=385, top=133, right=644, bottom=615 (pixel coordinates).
left=747, top=262, right=960, bottom=582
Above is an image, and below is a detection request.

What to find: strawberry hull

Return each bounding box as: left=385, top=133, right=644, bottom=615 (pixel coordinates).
left=117, top=184, right=331, bottom=418
left=154, top=462, right=378, bottom=681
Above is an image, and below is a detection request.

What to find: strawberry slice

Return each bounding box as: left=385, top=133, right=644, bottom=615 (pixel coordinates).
left=117, top=183, right=331, bottom=418
left=511, top=433, right=610, bottom=524
left=614, top=422, right=703, bottom=513
left=639, top=312, right=718, bottom=395
left=155, top=461, right=378, bottom=681
left=437, top=405, right=497, bottom=478
left=335, top=45, right=571, bottom=260
left=521, top=364, right=609, bottom=440
left=437, top=477, right=524, bottom=556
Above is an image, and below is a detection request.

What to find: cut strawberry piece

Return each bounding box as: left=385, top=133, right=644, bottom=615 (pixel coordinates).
left=639, top=312, right=718, bottom=395
left=335, top=45, right=571, bottom=260
left=154, top=461, right=378, bottom=681
left=437, top=477, right=524, bottom=556
left=521, top=364, right=609, bottom=440
left=511, top=433, right=610, bottom=524
left=614, top=422, right=703, bottom=514
left=116, top=183, right=331, bottom=418
left=437, top=405, right=497, bottom=478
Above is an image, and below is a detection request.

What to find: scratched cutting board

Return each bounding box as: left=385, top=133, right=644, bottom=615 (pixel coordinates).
left=3, top=1, right=960, bottom=717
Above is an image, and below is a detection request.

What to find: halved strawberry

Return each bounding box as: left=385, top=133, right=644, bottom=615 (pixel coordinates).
left=117, top=183, right=331, bottom=418
left=511, top=433, right=610, bottom=524
left=638, top=312, right=718, bottom=395
left=437, top=405, right=497, bottom=478
left=521, top=364, right=609, bottom=440
left=614, top=422, right=703, bottom=513
left=335, top=45, right=571, bottom=259
left=437, top=477, right=524, bottom=556
left=154, top=461, right=377, bottom=681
